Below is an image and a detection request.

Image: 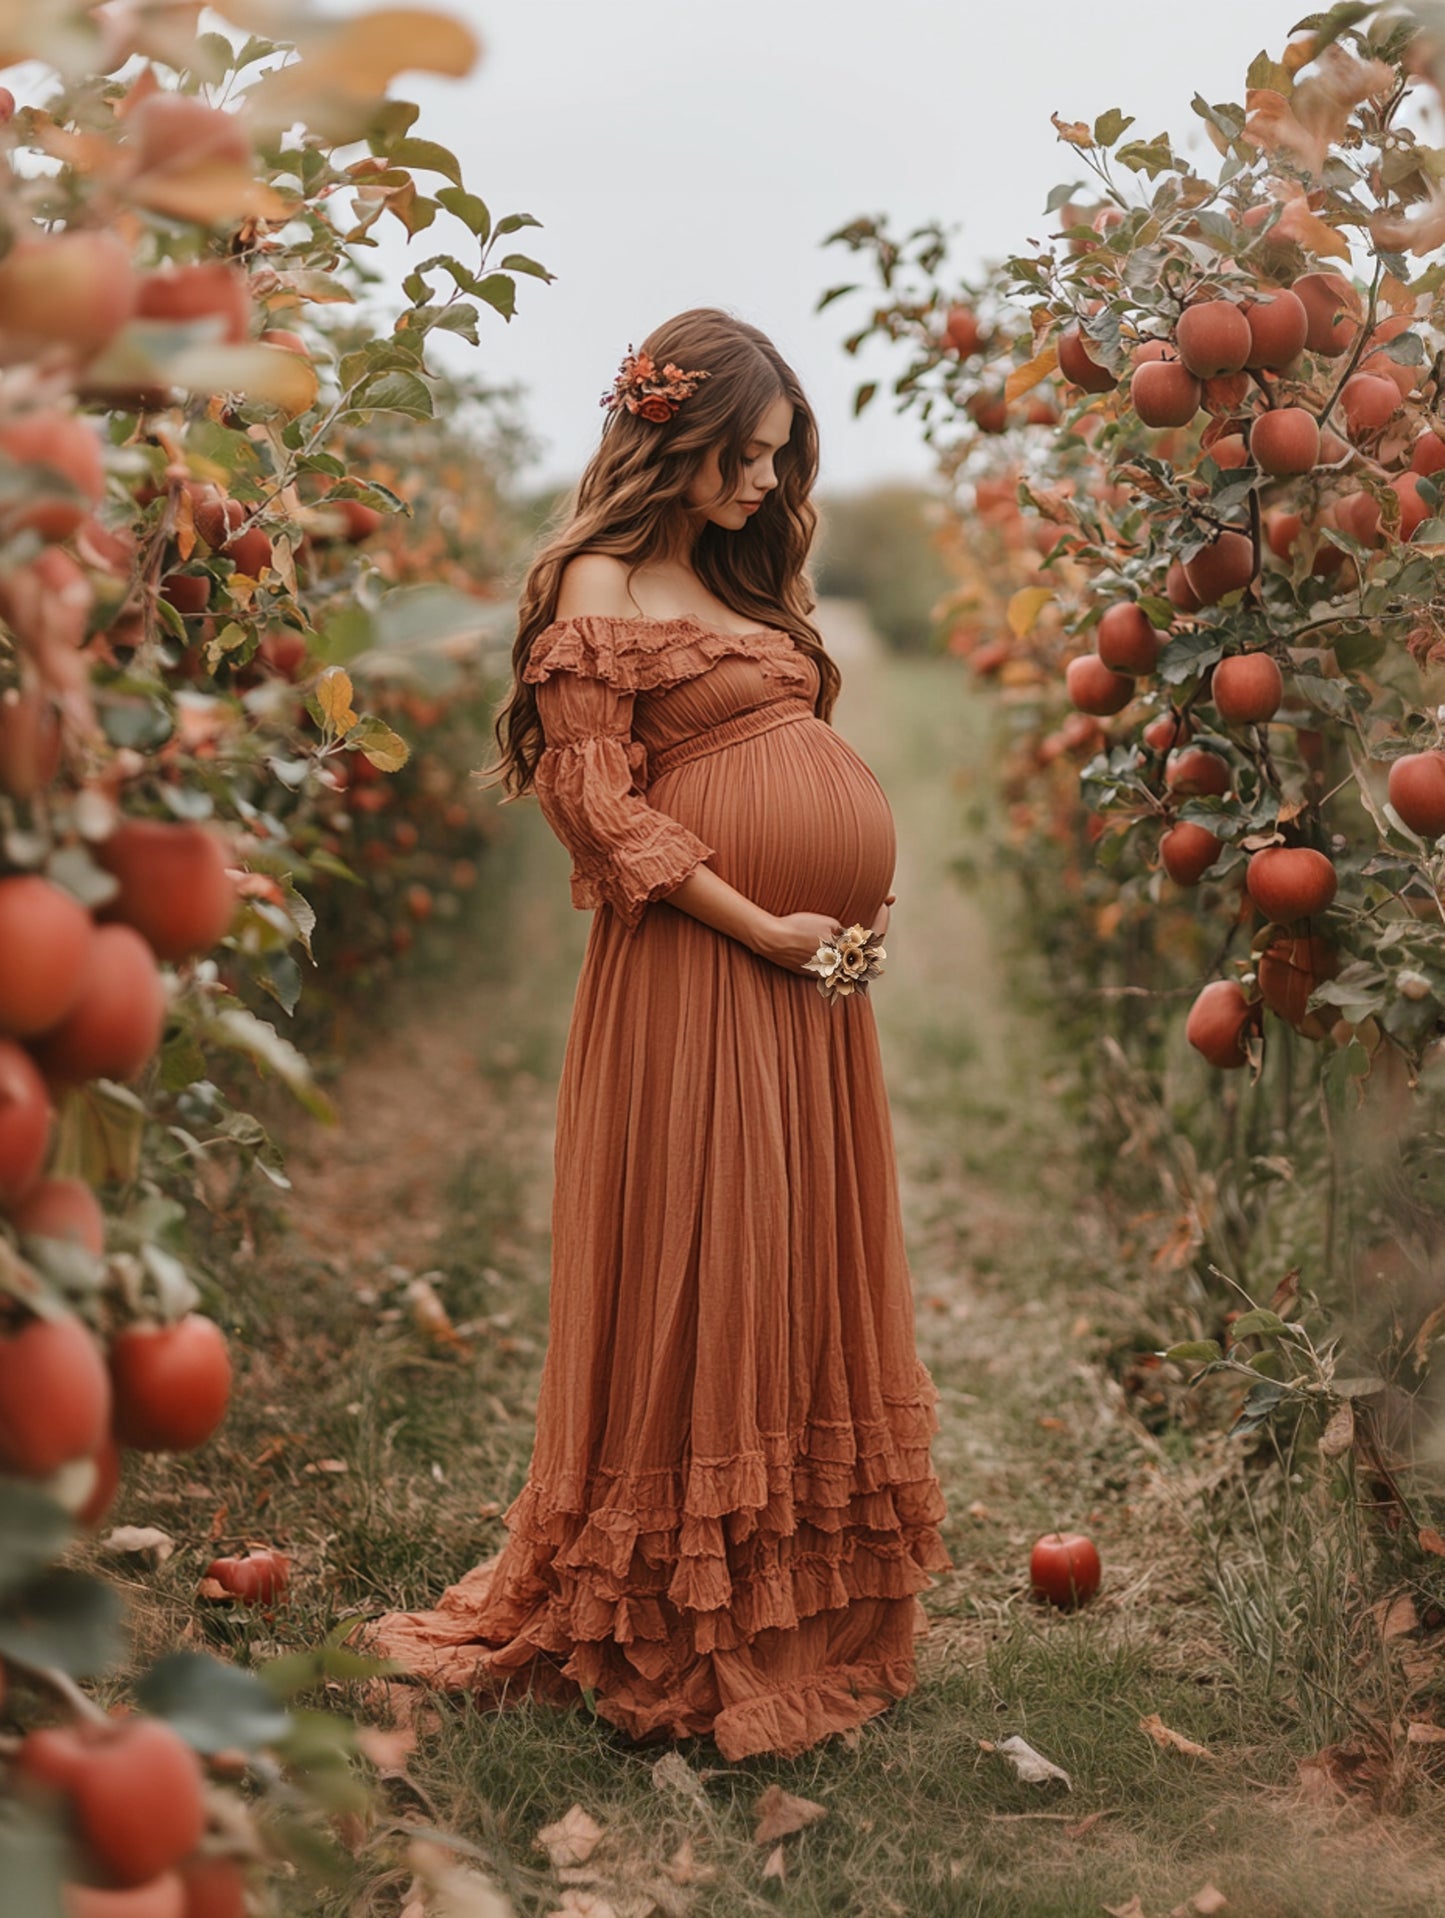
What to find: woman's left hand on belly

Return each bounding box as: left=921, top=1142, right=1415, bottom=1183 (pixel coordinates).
left=870, top=892, right=896, bottom=942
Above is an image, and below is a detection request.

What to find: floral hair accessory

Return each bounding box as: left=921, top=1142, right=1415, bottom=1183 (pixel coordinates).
left=803, top=923, right=886, bottom=1001
left=600, top=346, right=710, bottom=423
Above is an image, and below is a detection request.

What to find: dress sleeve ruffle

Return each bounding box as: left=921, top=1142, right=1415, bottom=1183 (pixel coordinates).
left=521, top=614, right=817, bottom=699
left=530, top=661, right=715, bottom=930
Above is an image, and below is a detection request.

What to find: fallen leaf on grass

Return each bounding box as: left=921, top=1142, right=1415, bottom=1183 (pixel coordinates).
left=991, top=1735, right=1072, bottom=1788
left=1418, top=1527, right=1445, bottom=1558
left=101, top=1524, right=175, bottom=1565
left=1139, top=1713, right=1213, bottom=1759
left=1371, top=1593, right=1420, bottom=1641
left=760, top=1844, right=786, bottom=1882
left=408, top=1836, right=516, bottom=1917
left=651, top=1750, right=709, bottom=1809
left=536, top=1805, right=605, bottom=1869
left=1063, top=1808, right=1116, bottom=1839
left=752, top=1783, right=827, bottom=1843
left=662, top=1835, right=716, bottom=1887
left=1296, top=1743, right=1390, bottom=1805
left=545, top=1896, right=620, bottom=1918
left=1406, top=1720, right=1445, bottom=1744
left=1169, top=1886, right=1228, bottom=1916
left=1103, top=1899, right=1146, bottom=1918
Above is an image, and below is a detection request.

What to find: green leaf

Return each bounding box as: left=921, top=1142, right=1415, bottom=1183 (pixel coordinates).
left=386, top=136, right=463, bottom=185
left=0, top=1569, right=125, bottom=1676
left=1115, top=136, right=1177, bottom=178
left=0, top=1484, right=73, bottom=1599
left=366, top=98, right=422, bottom=148
left=1045, top=180, right=1088, bottom=214
left=261, top=950, right=303, bottom=1016
left=261, top=1645, right=398, bottom=1698
left=0, top=1806, right=66, bottom=1918
left=209, top=1007, right=336, bottom=1124
left=153, top=594, right=190, bottom=645
left=1164, top=1340, right=1224, bottom=1365
left=1229, top=1308, right=1291, bottom=1342
left=436, top=186, right=490, bottom=239
left=473, top=273, right=516, bottom=320
left=137, top=1651, right=292, bottom=1754
left=1230, top=1377, right=1291, bottom=1435
left=493, top=211, right=541, bottom=235
left=355, top=370, right=433, bottom=419
left=1094, top=108, right=1135, bottom=148
left=854, top=382, right=878, bottom=416
left=313, top=605, right=376, bottom=667
left=158, top=1031, right=208, bottom=1094
left=275, top=1709, right=367, bottom=1812
left=1158, top=627, right=1225, bottom=685
left=1297, top=3, right=1373, bottom=56
left=1191, top=93, right=1245, bottom=142
left=499, top=252, right=554, bottom=282
left=348, top=715, right=410, bottom=773
left=307, top=848, right=364, bottom=886
left=187, top=30, right=238, bottom=79
left=431, top=304, right=480, bottom=343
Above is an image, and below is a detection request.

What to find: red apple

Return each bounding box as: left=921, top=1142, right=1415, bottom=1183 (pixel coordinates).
left=1028, top=1531, right=1101, bottom=1607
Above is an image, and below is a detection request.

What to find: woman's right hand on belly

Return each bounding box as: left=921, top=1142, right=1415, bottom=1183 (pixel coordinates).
left=750, top=910, right=847, bottom=975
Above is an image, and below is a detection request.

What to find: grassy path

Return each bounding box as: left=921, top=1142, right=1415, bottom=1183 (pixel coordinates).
left=115, top=607, right=1445, bottom=1916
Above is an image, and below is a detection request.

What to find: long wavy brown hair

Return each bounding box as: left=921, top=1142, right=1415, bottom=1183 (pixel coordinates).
left=481, top=307, right=838, bottom=800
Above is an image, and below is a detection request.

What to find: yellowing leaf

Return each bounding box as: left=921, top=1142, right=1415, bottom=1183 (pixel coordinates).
left=1007, top=587, right=1053, bottom=639
left=1006, top=341, right=1059, bottom=403
left=168, top=342, right=320, bottom=420
left=752, top=1783, right=828, bottom=1844
left=1051, top=112, right=1094, bottom=150
left=317, top=668, right=357, bottom=734
left=131, top=162, right=291, bottom=225
left=535, top=1804, right=603, bottom=1869
left=1286, top=205, right=1352, bottom=261
left=1319, top=1402, right=1354, bottom=1458
left=248, top=8, right=481, bottom=138
left=350, top=715, right=410, bottom=772
left=1139, top=1713, right=1214, bottom=1759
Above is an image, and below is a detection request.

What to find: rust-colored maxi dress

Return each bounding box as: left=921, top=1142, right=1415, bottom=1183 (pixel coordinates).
left=366, top=612, right=952, bottom=1762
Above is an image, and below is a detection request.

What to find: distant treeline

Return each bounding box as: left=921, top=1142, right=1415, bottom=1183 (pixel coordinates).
left=512, top=480, right=951, bottom=657
left=813, top=484, right=951, bottom=655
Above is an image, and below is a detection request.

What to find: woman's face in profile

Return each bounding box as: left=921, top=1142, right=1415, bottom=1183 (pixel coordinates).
left=686, top=392, right=794, bottom=532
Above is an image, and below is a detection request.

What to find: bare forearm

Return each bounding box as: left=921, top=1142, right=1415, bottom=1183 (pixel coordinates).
left=659, top=864, right=893, bottom=976
left=663, top=861, right=771, bottom=954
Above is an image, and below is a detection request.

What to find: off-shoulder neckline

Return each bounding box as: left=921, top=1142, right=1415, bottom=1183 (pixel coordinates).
left=544, top=611, right=784, bottom=643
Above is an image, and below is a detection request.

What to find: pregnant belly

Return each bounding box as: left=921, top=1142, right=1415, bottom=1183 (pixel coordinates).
left=647, top=711, right=896, bottom=926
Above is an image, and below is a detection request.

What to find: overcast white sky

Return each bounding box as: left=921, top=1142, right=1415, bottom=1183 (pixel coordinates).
left=376, top=0, right=1309, bottom=493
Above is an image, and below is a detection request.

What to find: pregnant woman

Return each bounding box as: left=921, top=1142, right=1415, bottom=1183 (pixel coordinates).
left=364, top=308, right=951, bottom=1762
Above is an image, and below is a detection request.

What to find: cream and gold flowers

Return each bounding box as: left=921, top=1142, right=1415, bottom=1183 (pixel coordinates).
left=803, top=923, right=886, bottom=1001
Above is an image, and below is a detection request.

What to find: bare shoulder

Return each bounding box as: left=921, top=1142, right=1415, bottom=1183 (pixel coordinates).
left=554, top=553, right=636, bottom=621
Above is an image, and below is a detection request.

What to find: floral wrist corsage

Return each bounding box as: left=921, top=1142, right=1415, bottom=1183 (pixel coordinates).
left=803, top=923, right=887, bottom=1001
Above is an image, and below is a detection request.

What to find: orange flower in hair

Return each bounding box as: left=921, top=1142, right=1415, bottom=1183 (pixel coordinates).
left=600, top=346, right=710, bottom=421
